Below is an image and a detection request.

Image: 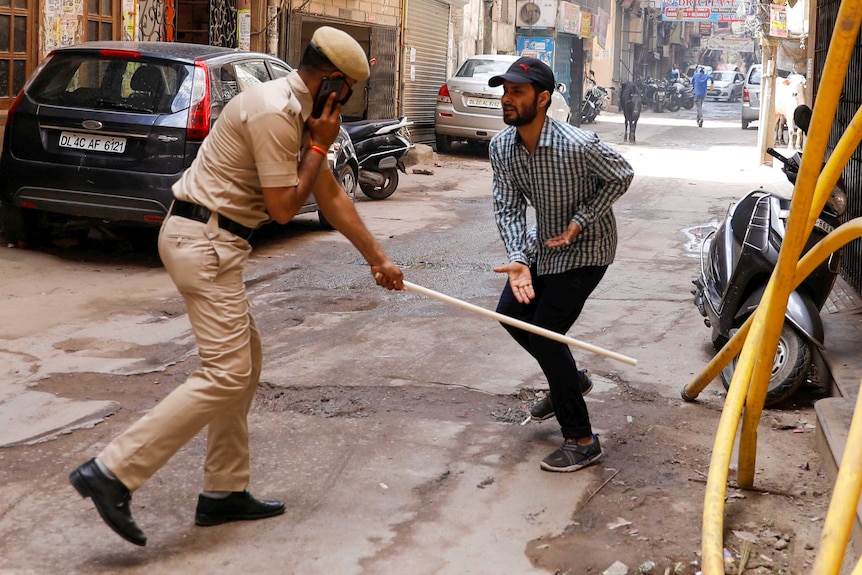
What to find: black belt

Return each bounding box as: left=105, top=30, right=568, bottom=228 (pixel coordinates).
left=170, top=200, right=254, bottom=240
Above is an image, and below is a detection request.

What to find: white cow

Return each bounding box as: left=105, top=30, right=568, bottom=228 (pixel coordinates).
left=774, top=73, right=807, bottom=150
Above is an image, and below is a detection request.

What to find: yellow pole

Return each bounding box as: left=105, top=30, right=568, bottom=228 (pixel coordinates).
left=812, top=381, right=862, bottom=573
left=701, top=3, right=862, bottom=569
left=736, top=0, right=862, bottom=490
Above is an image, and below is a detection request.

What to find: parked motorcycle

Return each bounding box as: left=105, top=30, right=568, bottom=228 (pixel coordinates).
left=638, top=77, right=667, bottom=113
left=691, top=106, right=847, bottom=406
left=581, top=70, right=609, bottom=124
left=342, top=116, right=414, bottom=200
left=665, top=78, right=694, bottom=111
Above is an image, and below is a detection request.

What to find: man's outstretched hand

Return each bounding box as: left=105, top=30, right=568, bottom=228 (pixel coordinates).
left=494, top=261, right=534, bottom=304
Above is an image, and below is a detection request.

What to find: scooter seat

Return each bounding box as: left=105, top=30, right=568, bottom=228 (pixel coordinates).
left=731, top=191, right=769, bottom=245
left=342, top=118, right=403, bottom=141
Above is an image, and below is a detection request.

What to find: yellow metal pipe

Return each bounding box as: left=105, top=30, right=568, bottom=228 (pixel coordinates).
left=812, top=380, right=862, bottom=573
left=701, top=2, right=862, bottom=569
left=699, top=218, right=862, bottom=574
left=736, top=0, right=862, bottom=490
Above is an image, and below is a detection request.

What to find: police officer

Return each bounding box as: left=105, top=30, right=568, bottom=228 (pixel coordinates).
left=69, top=27, right=404, bottom=546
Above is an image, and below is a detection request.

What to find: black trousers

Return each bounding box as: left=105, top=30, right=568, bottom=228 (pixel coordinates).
left=496, top=264, right=608, bottom=439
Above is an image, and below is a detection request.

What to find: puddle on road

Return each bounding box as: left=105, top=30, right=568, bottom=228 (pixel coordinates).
left=682, top=221, right=719, bottom=258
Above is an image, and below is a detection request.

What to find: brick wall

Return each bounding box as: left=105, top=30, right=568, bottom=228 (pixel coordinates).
left=300, top=0, right=400, bottom=27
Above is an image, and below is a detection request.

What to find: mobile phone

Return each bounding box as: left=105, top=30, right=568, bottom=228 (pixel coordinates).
left=312, top=76, right=346, bottom=119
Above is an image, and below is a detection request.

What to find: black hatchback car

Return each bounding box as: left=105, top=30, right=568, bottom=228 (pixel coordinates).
left=0, top=41, right=357, bottom=245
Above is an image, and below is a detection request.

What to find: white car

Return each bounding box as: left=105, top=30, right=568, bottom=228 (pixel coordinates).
left=708, top=70, right=745, bottom=102
left=434, top=54, right=571, bottom=152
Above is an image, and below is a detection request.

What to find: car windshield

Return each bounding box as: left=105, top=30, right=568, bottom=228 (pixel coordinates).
left=747, top=67, right=792, bottom=86
left=455, top=58, right=514, bottom=79
left=27, top=52, right=193, bottom=114
left=712, top=71, right=736, bottom=82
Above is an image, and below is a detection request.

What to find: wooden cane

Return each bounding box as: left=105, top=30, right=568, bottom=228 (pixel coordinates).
left=401, top=280, right=637, bottom=366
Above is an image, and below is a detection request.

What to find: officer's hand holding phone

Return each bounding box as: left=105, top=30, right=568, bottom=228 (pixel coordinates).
left=312, top=76, right=346, bottom=119
left=307, top=76, right=344, bottom=150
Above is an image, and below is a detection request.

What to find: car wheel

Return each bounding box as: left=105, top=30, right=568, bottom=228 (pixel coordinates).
left=742, top=119, right=749, bottom=130
left=0, top=202, right=40, bottom=246
left=719, top=322, right=810, bottom=407
left=359, top=168, right=399, bottom=200
left=435, top=133, right=451, bottom=153
left=319, top=164, right=358, bottom=230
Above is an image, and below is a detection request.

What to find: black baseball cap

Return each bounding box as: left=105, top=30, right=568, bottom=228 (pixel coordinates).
left=489, top=57, right=556, bottom=93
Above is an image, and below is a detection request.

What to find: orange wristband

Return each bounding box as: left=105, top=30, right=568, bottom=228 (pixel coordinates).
left=309, top=145, right=327, bottom=156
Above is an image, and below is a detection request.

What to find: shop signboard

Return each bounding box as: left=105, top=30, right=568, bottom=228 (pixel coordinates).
left=558, top=1, right=581, bottom=35
left=517, top=36, right=555, bottom=68
left=769, top=4, right=787, bottom=37
left=661, top=0, right=751, bottom=23
left=702, top=35, right=755, bottom=51
left=580, top=11, right=592, bottom=37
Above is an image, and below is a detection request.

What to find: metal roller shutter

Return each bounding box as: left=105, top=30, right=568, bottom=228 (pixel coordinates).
left=403, top=0, right=450, bottom=143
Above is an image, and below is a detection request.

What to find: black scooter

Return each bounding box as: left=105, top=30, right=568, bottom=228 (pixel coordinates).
left=342, top=117, right=413, bottom=200
left=691, top=105, right=847, bottom=406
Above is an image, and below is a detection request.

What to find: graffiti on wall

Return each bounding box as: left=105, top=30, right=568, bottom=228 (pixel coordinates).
left=41, top=0, right=83, bottom=58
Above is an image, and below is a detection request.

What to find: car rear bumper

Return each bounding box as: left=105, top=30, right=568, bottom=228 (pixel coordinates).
left=11, top=187, right=171, bottom=223
left=1, top=159, right=179, bottom=224
left=434, top=106, right=505, bottom=142
left=741, top=103, right=759, bottom=122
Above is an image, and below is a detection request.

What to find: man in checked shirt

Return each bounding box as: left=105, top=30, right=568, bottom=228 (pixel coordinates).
left=488, top=57, right=634, bottom=472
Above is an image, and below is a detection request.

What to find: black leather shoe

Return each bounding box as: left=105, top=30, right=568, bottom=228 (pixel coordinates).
left=195, top=491, right=285, bottom=526
left=69, top=458, right=147, bottom=546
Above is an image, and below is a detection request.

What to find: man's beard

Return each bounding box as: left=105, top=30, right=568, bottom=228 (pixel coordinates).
left=503, top=94, right=540, bottom=126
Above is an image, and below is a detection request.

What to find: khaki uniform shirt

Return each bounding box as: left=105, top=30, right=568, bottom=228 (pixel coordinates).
left=173, top=70, right=322, bottom=229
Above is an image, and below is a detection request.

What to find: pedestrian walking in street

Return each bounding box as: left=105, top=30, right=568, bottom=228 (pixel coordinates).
left=68, top=26, right=404, bottom=546
left=693, top=67, right=710, bottom=127
left=487, top=57, right=634, bottom=473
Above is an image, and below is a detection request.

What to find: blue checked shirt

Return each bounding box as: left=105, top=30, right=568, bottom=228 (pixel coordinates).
left=490, top=118, right=634, bottom=275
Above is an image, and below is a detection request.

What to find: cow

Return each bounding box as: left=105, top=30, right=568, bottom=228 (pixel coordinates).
left=774, top=73, right=807, bottom=149
left=621, top=82, right=642, bottom=144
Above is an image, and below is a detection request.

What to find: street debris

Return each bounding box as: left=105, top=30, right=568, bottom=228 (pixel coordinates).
left=607, top=517, right=633, bottom=530
left=602, top=560, right=629, bottom=575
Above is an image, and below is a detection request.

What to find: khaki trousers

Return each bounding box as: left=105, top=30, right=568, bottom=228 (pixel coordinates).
left=100, top=212, right=261, bottom=492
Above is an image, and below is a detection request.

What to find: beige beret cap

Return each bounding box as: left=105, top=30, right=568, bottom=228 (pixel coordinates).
left=311, top=26, right=370, bottom=81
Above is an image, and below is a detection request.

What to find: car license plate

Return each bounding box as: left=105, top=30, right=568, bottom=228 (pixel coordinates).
left=466, top=97, right=501, bottom=109
left=59, top=131, right=127, bottom=154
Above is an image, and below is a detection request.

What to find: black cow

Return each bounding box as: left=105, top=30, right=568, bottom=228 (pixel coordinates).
left=621, top=82, right=642, bottom=144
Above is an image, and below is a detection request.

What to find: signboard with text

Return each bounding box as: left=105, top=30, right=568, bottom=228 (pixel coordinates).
left=558, top=1, right=581, bottom=36
left=661, top=0, right=751, bottom=23
left=702, top=36, right=755, bottom=51
left=580, top=11, right=592, bottom=37
left=517, top=36, right=555, bottom=68
left=769, top=4, right=787, bottom=37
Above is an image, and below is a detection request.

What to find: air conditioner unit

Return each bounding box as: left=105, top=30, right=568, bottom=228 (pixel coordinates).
left=516, top=0, right=558, bottom=28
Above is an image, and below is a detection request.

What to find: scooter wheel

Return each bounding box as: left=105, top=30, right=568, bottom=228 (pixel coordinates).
left=360, top=168, right=399, bottom=200
left=719, top=322, right=810, bottom=407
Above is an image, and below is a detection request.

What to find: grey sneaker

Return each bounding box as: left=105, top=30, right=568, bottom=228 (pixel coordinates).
left=540, top=434, right=604, bottom=472
left=529, top=370, right=593, bottom=421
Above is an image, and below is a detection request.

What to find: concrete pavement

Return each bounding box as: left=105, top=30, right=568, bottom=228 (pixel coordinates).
left=0, top=107, right=854, bottom=572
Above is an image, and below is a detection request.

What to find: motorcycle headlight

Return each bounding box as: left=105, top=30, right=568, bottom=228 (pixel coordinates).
left=828, top=184, right=848, bottom=216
